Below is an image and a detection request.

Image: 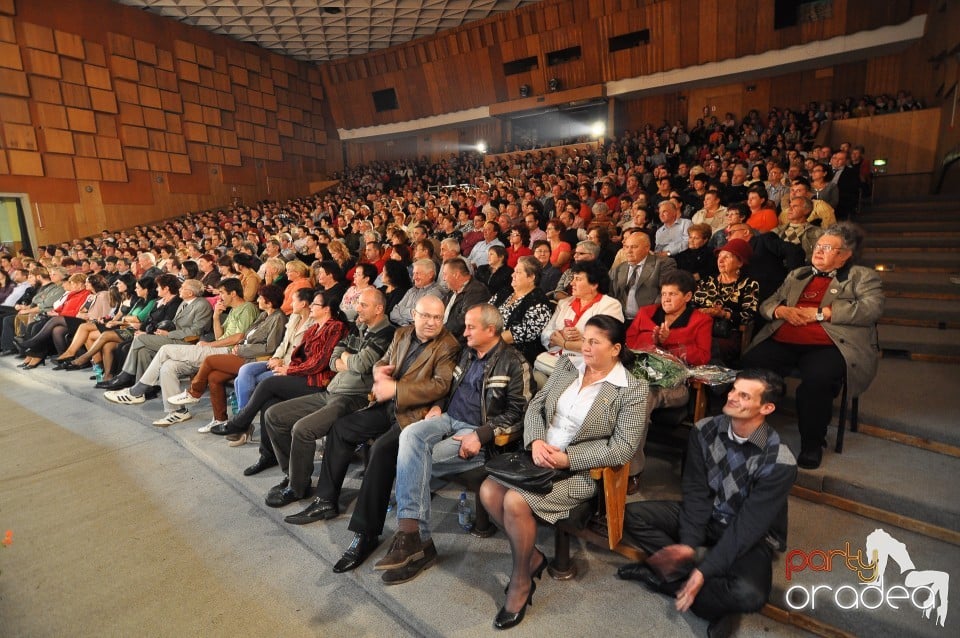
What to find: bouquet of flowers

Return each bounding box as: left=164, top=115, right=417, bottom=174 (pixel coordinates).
left=629, top=348, right=690, bottom=388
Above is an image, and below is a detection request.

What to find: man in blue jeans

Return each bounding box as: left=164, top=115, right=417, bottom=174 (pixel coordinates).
left=374, top=303, right=533, bottom=585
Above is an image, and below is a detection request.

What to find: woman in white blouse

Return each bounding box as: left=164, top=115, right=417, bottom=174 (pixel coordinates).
left=480, top=315, right=647, bottom=629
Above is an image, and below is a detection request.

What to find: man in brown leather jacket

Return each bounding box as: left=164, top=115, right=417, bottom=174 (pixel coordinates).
left=283, top=294, right=460, bottom=573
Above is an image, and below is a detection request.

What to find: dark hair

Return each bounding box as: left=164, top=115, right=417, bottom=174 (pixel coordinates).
left=232, top=252, right=257, bottom=270
left=313, top=289, right=345, bottom=322
left=155, top=273, right=180, bottom=295
left=443, top=257, right=471, bottom=277
left=355, top=262, right=378, bottom=284
left=660, top=269, right=697, bottom=295
left=294, top=287, right=315, bottom=304
left=315, top=259, right=343, bottom=283
left=569, top=260, right=610, bottom=294
left=257, top=284, right=284, bottom=309
left=391, top=243, right=412, bottom=264
left=181, top=260, right=200, bottom=280
left=733, top=202, right=751, bottom=222
left=382, top=259, right=412, bottom=289
left=218, top=277, right=244, bottom=298
left=136, top=275, right=157, bottom=298
left=86, top=273, right=110, bottom=292
left=584, top=314, right=634, bottom=367
left=736, top=368, right=785, bottom=405
left=114, top=272, right=137, bottom=295
left=412, top=239, right=435, bottom=258
left=488, top=244, right=507, bottom=262
left=532, top=239, right=551, bottom=252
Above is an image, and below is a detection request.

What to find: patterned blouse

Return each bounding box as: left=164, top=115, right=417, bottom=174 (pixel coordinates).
left=694, top=275, right=760, bottom=328
left=490, top=286, right=553, bottom=362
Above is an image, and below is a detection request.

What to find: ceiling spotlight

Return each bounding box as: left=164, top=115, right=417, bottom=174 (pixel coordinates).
left=519, top=84, right=530, bottom=98
left=548, top=78, right=560, bottom=92
left=322, top=7, right=342, bottom=15
left=477, top=141, right=488, bottom=154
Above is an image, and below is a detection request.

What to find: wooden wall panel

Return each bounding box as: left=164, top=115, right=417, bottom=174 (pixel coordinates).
left=4, top=0, right=332, bottom=244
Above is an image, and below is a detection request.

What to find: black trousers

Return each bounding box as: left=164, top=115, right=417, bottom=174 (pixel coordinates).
left=232, top=374, right=316, bottom=465
left=740, top=339, right=845, bottom=452
left=314, top=402, right=398, bottom=537
left=623, top=500, right=773, bottom=621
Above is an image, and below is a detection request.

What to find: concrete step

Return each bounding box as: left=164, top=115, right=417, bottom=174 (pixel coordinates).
left=858, top=358, right=960, bottom=448
left=771, top=499, right=957, bottom=638
left=879, top=271, right=960, bottom=301
left=878, top=324, right=960, bottom=361
left=860, top=221, right=960, bottom=233
left=880, top=297, right=960, bottom=329
left=862, top=251, right=960, bottom=273
left=865, top=235, right=960, bottom=250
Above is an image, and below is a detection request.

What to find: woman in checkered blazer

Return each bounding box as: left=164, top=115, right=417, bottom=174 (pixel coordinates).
left=479, top=314, right=649, bottom=629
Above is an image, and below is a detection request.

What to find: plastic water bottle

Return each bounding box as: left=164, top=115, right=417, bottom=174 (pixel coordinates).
left=458, top=491, right=474, bottom=531
left=227, top=391, right=238, bottom=417
left=92, top=363, right=104, bottom=383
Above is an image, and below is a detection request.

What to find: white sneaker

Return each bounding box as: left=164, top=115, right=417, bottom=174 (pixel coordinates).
left=104, top=390, right=145, bottom=405
left=153, top=410, right=192, bottom=427
left=168, top=390, right=200, bottom=406
left=198, top=418, right=227, bottom=433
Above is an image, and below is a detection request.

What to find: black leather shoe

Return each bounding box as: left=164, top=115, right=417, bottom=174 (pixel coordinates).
left=143, top=386, right=161, bottom=400
left=284, top=498, right=339, bottom=525
left=332, top=532, right=379, bottom=573
left=707, top=614, right=741, bottom=638
left=210, top=421, right=248, bottom=436
left=265, top=486, right=303, bottom=508
left=243, top=457, right=278, bottom=476
left=616, top=562, right=664, bottom=591
left=626, top=473, right=642, bottom=496
left=797, top=447, right=823, bottom=470
left=493, top=583, right=534, bottom=630
left=265, top=477, right=290, bottom=500
left=100, top=374, right=134, bottom=390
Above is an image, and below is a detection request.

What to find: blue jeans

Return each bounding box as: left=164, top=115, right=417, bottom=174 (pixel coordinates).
left=395, top=414, right=485, bottom=540
left=234, top=361, right=274, bottom=408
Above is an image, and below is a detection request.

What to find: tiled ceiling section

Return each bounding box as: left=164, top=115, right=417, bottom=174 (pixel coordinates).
left=114, top=0, right=541, bottom=62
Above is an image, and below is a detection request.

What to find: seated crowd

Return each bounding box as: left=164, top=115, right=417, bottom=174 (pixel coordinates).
left=0, top=105, right=889, bottom=636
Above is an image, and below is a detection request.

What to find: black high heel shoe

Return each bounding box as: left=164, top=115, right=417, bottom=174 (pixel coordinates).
left=20, top=358, right=46, bottom=370
left=494, top=582, right=535, bottom=630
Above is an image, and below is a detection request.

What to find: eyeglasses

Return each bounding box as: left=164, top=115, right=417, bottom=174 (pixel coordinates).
left=310, top=302, right=326, bottom=307
left=413, top=309, right=443, bottom=323
left=813, top=243, right=844, bottom=253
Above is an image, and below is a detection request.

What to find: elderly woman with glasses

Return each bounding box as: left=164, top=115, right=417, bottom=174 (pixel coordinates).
left=741, top=222, right=884, bottom=470
left=489, top=256, right=553, bottom=363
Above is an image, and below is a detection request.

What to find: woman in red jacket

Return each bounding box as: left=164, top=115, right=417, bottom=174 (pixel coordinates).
left=624, top=269, right=712, bottom=489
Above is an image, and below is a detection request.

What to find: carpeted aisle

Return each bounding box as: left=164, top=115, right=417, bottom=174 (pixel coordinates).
left=0, top=387, right=413, bottom=637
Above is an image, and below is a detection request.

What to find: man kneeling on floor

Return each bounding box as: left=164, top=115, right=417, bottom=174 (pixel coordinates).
left=375, top=303, right=532, bottom=584
left=617, top=369, right=796, bottom=638
left=283, top=295, right=460, bottom=574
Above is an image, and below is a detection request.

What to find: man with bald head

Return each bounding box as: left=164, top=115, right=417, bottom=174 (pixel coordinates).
left=284, top=295, right=460, bottom=575
left=610, top=230, right=677, bottom=322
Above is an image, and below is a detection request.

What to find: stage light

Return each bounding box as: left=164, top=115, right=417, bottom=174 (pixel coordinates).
left=548, top=78, right=560, bottom=92
left=477, top=141, right=488, bottom=154
left=519, top=84, right=530, bottom=98
left=590, top=121, right=606, bottom=138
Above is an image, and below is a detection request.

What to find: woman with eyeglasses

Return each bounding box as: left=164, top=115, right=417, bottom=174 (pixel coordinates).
left=489, top=256, right=552, bottom=364
left=809, top=163, right=839, bottom=208
left=207, top=291, right=346, bottom=473
left=505, top=225, right=532, bottom=269
left=741, top=223, right=884, bottom=470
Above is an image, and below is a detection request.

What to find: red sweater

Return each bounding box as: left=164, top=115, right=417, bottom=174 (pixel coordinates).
left=286, top=319, right=346, bottom=387
left=626, top=303, right=713, bottom=366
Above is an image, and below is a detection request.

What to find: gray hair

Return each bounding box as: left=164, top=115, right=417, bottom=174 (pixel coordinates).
left=440, top=237, right=461, bottom=254
left=790, top=196, right=813, bottom=215
left=412, top=258, right=436, bottom=277
left=576, top=240, right=600, bottom=257
left=591, top=202, right=610, bottom=216
left=467, top=302, right=505, bottom=333
left=822, top=222, right=865, bottom=262
left=181, top=279, right=204, bottom=296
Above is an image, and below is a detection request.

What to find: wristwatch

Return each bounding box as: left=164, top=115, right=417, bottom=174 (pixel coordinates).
left=815, top=309, right=825, bottom=322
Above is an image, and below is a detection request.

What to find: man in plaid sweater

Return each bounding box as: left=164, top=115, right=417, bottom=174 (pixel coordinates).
left=618, top=369, right=796, bottom=638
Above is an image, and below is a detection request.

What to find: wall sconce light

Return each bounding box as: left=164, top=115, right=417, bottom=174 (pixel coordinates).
left=873, top=158, right=888, bottom=175
left=519, top=84, right=530, bottom=98
left=548, top=78, right=560, bottom=92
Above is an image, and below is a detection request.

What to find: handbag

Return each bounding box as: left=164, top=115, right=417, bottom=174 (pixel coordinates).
left=484, top=450, right=568, bottom=494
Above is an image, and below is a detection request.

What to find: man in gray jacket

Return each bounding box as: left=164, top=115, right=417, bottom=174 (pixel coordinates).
left=101, top=278, right=213, bottom=389
left=261, top=288, right=396, bottom=507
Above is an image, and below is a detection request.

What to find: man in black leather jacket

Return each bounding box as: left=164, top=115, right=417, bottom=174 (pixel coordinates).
left=372, top=303, right=533, bottom=585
